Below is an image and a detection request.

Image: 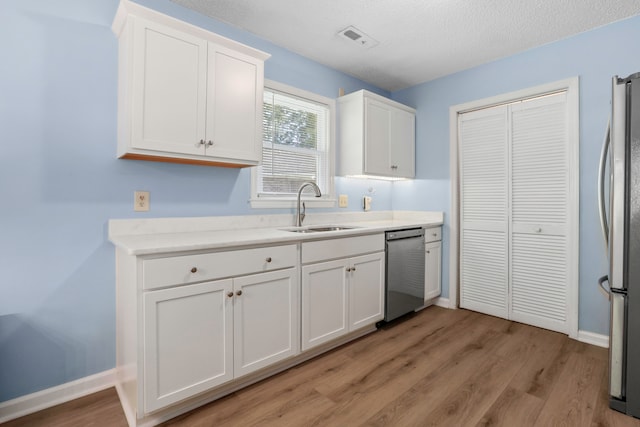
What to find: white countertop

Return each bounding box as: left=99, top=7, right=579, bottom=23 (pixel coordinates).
left=109, top=211, right=443, bottom=256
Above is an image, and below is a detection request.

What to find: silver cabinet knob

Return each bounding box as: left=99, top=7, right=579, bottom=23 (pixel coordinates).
left=190, top=267, right=197, bottom=273
left=207, top=140, right=213, bottom=146
left=266, top=257, right=272, bottom=263
left=236, top=290, right=243, bottom=296
left=199, top=139, right=206, bottom=145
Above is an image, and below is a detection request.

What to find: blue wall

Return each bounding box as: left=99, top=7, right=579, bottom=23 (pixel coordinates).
left=2, top=0, right=638, bottom=404
left=0, top=0, right=390, bottom=402
left=391, top=14, right=640, bottom=336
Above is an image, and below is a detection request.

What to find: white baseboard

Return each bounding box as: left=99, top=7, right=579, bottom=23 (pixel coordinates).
left=577, top=330, right=609, bottom=348
left=435, top=297, right=451, bottom=308
left=0, top=369, right=116, bottom=423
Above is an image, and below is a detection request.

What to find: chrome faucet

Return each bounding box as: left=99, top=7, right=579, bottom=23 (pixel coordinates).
left=296, top=181, right=322, bottom=227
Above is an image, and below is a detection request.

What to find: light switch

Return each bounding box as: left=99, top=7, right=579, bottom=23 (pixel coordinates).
left=339, top=194, right=348, bottom=208
left=134, top=191, right=150, bottom=212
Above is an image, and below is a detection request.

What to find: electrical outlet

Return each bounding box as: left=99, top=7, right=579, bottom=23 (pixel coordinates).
left=134, top=191, right=150, bottom=212
left=363, top=196, right=372, bottom=211
left=339, top=194, right=348, bottom=208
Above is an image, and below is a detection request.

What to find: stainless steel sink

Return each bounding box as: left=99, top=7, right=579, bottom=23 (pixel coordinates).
left=282, top=225, right=357, bottom=233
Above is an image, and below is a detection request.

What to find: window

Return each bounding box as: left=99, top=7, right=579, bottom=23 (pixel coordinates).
left=251, top=80, right=335, bottom=208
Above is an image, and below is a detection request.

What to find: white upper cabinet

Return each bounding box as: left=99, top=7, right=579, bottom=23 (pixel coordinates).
left=112, top=1, right=270, bottom=167
left=338, top=90, right=416, bottom=178
left=131, top=18, right=207, bottom=157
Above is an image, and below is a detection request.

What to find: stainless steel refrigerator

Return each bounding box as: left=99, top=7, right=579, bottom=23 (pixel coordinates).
left=599, top=72, right=640, bottom=418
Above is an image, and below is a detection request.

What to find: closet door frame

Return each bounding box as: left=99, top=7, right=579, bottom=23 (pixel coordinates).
left=449, top=77, right=579, bottom=339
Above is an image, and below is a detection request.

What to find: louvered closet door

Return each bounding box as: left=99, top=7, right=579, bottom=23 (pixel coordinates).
left=510, top=93, right=569, bottom=333
left=459, top=106, right=509, bottom=319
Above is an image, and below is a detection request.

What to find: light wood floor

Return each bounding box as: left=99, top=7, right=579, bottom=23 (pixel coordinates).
left=5, top=306, right=640, bottom=426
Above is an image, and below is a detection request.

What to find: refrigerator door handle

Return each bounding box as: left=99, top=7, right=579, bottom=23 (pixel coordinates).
left=598, top=120, right=611, bottom=249
left=599, top=275, right=611, bottom=299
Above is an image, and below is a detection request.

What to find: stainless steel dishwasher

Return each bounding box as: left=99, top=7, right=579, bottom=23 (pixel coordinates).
left=384, top=228, right=425, bottom=322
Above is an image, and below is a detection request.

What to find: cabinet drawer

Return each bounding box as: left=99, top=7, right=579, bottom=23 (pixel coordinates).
left=424, top=227, right=442, bottom=243
left=143, top=245, right=297, bottom=290
left=302, top=234, right=384, bottom=264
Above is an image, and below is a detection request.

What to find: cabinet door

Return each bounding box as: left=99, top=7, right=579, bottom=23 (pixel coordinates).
left=143, top=279, right=233, bottom=413
left=132, top=18, right=207, bottom=156
left=233, top=268, right=299, bottom=377
left=509, top=94, right=570, bottom=333
left=424, top=241, right=442, bottom=301
left=301, top=259, right=349, bottom=351
left=348, top=252, right=385, bottom=330
left=206, top=44, right=262, bottom=162
left=459, top=105, right=509, bottom=319
left=364, top=98, right=392, bottom=176
left=390, top=108, right=415, bottom=178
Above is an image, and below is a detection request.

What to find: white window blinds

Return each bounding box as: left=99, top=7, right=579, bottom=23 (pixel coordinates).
left=257, top=87, right=331, bottom=197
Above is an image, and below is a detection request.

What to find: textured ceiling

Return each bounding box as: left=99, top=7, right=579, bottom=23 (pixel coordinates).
left=170, top=0, right=640, bottom=91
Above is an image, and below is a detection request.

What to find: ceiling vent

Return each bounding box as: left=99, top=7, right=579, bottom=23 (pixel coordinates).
left=337, top=26, right=379, bottom=49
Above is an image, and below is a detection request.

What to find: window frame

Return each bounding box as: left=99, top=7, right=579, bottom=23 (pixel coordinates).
left=250, top=80, right=336, bottom=209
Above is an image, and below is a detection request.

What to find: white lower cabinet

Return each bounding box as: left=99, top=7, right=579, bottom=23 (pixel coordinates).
left=424, top=227, right=442, bottom=302
left=349, top=253, right=386, bottom=329
left=302, top=259, right=349, bottom=349
left=233, top=269, right=298, bottom=377
left=114, top=233, right=394, bottom=425
left=301, top=235, right=385, bottom=351
left=142, top=267, right=298, bottom=413
left=143, top=279, right=234, bottom=413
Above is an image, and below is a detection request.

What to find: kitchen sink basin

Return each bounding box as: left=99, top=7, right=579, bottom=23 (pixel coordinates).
left=282, top=225, right=357, bottom=233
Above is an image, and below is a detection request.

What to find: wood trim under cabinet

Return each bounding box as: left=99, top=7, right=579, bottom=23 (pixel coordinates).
left=121, top=153, right=257, bottom=168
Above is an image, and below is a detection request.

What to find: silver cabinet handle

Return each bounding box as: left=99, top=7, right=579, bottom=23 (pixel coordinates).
left=199, top=139, right=206, bottom=145
left=207, top=140, right=213, bottom=146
